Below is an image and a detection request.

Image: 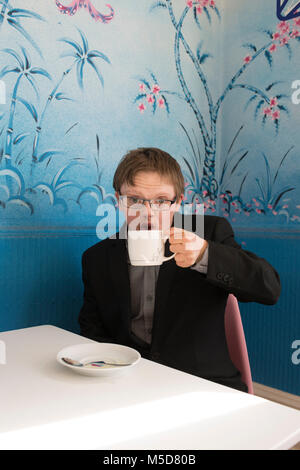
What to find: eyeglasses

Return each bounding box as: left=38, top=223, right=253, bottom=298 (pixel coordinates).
left=118, top=194, right=177, bottom=211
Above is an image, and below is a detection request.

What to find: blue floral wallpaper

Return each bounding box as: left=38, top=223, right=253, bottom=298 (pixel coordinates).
left=0, top=0, right=299, bottom=229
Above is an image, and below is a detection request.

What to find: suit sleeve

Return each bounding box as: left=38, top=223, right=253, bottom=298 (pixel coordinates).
left=205, top=217, right=281, bottom=305
left=78, top=251, right=117, bottom=343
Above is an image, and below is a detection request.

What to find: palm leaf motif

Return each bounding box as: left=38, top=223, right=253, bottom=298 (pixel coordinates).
left=32, top=161, right=84, bottom=213
left=0, top=3, right=45, bottom=57
left=0, top=46, right=51, bottom=177
left=31, top=28, right=111, bottom=173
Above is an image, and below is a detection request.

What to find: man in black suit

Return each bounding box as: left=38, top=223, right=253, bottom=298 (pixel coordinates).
left=79, top=148, right=281, bottom=392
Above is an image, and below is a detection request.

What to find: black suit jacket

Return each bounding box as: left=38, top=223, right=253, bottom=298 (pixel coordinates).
left=78, top=215, right=281, bottom=392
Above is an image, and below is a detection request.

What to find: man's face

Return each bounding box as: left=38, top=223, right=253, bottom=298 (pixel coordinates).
left=115, top=171, right=183, bottom=231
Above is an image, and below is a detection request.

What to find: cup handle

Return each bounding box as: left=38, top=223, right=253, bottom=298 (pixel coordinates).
left=162, top=253, right=175, bottom=263
left=162, top=233, right=175, bottom=263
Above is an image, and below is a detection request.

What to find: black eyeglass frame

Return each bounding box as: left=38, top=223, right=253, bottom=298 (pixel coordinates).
left=118, top=193, right=177, bottom=210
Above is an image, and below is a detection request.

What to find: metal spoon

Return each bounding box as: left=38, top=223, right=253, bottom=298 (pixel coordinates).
left=61, top=357, right=132, bottom=367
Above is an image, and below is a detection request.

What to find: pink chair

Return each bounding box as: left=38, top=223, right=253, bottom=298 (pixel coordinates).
left=224, top=294, right=254, bottom=394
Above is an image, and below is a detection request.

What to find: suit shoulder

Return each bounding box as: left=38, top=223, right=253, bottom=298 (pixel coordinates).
left=82, top=236, right=114, bottom=260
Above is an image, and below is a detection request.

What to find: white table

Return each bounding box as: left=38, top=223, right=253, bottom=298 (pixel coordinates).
left=0, top=325, right=299, bottom=450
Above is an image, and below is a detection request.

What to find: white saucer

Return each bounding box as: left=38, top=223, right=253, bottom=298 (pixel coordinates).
left=57, top=342, right=141, bottom=377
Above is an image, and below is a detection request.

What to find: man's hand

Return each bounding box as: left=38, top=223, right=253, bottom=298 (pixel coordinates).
left=168, top=227, right=208, bottom=268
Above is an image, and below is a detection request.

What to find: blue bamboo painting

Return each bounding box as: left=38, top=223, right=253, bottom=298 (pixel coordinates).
left=0, top=0, right=117, bottom=217
left=0, top=0, right=299, bottom=225
left=136, top=0, right=300, bottom=223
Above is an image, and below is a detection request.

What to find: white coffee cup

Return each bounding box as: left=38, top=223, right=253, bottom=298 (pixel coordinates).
left=127, top=230, right=175, bottom=266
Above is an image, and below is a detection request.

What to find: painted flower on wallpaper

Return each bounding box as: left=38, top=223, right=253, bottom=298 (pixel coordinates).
left=267, top=18, right=300, bottom=54
left=134, top=70, right=184, bottom=115
left=55, top=0, right=114, bottom=23
left=186, top=0, right=216, bottom=12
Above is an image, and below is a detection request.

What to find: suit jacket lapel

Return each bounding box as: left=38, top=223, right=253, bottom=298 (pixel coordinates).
left=108, top=236, right=132, bottom=341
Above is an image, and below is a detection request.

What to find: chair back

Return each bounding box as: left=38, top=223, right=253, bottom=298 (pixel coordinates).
left=225, top=294, right=254, bottom=394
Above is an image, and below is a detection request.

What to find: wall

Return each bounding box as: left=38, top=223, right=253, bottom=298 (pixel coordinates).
left=0, top=0, right=299, bottom=395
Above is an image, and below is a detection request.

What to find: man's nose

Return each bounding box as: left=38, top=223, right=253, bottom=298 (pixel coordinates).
left=144, top=201, right=152, bottom=215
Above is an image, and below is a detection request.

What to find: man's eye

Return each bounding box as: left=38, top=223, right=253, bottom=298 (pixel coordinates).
left=130, top=197, right=140, bottom=204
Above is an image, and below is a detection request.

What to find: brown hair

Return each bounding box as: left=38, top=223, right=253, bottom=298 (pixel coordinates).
left=113, top=147, right=184, bottom=201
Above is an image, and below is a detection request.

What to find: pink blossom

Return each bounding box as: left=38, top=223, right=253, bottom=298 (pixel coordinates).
left=202, top=0, right=210, bottom=6
left=196, top=5, right=202, bottom=13
left=184, top=182, right=189, bottom=187
left=158, top=98, right=165, bottom=108
left=290, top=29, right=300, bottom=38
left=278, top=21, right=289, bottom=33
left=202, top=190, right=208, bottom=197
left=209, top=0, right=215, bottom=7
left=294, top=18, right=300, bottom=27
left=272, top=32, right=281, bottom=40
left=279, top=36, right=290, bottom=46
left=272, top=110, right=280, bottom=120
left=256, top=209, right=262, bottom=214
left=147, top=94, right=154, bottom=104
left=267, top=204, right=273, bottom=209
left=282, top=204, right=289, bottom=209
left=269, top=43, right=277, bottom=53
left=231, top=201, right=237, bottom=206
left=281, top=25, right=290, bottom=34
left=152, top=84, right=160, bottom=94
left=243, top=55, right=252, bottom=64
left=234, top=209, right=240, bottom=213
left=272, top=210, right=277, bottom=215
left=269, top=97, right=278, bottom=107
left=138, top=103, right=146, bottom=113
left=186, top=0, right=193, bottom=8
left=139, top=83, right=146, bottom=92
left=263, top=107, right=272, bottom=116
left=245, top=212, right=250, bottom=216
